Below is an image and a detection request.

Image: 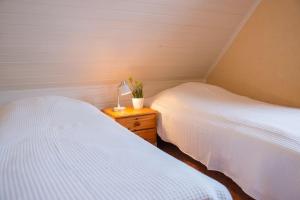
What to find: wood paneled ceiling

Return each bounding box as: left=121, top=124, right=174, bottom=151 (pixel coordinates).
left=0, top=0, right=259, bottom=89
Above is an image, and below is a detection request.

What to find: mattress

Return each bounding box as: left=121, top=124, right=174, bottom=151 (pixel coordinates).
left=0, top=96, right=231, bottom=200
left=149, top=82, right=300, bottom=200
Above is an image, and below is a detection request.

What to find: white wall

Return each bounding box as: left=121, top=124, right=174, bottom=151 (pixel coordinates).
left=0, top=79, right=202, bottom=107
left=0, top=0, right=258, bottom=106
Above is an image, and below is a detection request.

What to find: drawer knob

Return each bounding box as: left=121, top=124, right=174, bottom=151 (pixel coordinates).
left=134, top=121, right=141, bottom=127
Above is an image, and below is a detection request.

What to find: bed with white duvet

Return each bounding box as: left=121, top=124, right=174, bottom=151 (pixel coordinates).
left=149, top=82, right=300, bottom=200
left=0, top=96, right=231, bottom=200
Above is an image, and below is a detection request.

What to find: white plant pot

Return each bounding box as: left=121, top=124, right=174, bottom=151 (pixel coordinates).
left=132, top=98, right=144, bottom=109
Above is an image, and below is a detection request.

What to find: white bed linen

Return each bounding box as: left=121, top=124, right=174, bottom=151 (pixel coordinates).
left=0, top=96, right=231, bottom=200
left=149, top=82, right=300, bottom=200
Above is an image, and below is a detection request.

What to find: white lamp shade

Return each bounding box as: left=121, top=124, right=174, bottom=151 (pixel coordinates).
left=118, top=80, right=131, bottom=96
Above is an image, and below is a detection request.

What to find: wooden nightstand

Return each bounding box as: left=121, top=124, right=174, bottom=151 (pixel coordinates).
left=102, top=107, right=158, bottom=145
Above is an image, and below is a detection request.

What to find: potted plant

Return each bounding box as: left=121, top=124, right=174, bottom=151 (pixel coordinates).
left=128, top=77, right=144, bottom=109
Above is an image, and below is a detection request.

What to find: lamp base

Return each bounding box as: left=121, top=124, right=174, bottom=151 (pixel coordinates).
left=113, top=106, right=126, bottom=112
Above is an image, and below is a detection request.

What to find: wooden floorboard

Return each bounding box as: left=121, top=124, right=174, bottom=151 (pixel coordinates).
left=157, top=140, right=255, bottom=200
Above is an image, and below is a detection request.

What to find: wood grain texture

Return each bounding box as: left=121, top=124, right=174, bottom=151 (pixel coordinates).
left=135, top=129, right=157, bottom=144
left=102, top=106, right=157, bottom=144
left=116, top=114, right=156, bottom=131
left=0, top=0, right=258, bottom=90
left=102, top=107, right=157, bottom=118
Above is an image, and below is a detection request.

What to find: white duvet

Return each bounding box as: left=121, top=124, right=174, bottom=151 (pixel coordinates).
left=150, top=82, right=300, bottom=200
left=0, top=96, right=231, bottom=200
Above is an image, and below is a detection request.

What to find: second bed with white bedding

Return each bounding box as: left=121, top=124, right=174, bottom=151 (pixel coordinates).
left=0, top=96, right=231, bottom=200
left=150, top=82, right=300, bottom=200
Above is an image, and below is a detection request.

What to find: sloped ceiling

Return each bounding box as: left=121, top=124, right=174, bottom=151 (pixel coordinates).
left=0, top=0, right=259, bottom=90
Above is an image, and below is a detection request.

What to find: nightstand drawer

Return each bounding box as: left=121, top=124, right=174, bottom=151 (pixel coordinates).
left=134, top=128, right=157, bottom=144
left=116, top=114, right=156, bottom=131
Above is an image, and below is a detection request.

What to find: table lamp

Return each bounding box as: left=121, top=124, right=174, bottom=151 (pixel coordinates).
left=113, top=80, right=132, bottom=111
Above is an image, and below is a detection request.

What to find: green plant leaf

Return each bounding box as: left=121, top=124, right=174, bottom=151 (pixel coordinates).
left=128, top=77, right=144, bottom=98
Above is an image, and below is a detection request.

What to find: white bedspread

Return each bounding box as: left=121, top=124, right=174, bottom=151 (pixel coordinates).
left=0, top=96, right=231, bottom=200
left=149, top=82, right=300, bottom=200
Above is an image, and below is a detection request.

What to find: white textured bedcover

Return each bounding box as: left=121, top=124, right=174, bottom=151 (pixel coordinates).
left=0, top=96, right=231, bottom=200
left=150, top=82, right=300, bottom=200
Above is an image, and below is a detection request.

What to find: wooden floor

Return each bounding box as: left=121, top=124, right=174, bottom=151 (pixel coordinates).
left=157, top=140, right=254, bottom=200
